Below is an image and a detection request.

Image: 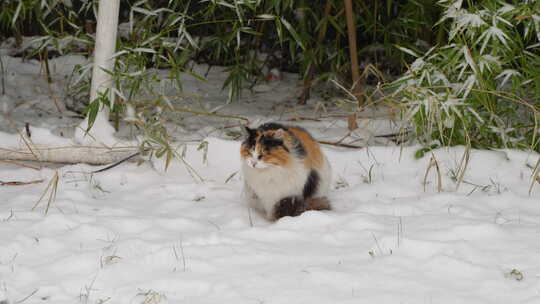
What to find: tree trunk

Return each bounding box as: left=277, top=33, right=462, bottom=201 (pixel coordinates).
left=74, top=0, right=120, bottom=147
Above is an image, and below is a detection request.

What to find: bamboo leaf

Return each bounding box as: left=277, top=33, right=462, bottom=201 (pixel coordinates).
left=280, top=17, right=305, bottom=50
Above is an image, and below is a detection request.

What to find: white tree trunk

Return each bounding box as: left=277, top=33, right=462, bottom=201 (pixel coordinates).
left=75, top=0, right=121, bottom=147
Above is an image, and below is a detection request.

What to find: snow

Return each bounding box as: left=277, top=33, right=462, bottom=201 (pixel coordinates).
left=2, top=137, right=540, bottom=303
left=2, top=46, right=540, bottom=304
left=74, top=109, right=118, bottom=148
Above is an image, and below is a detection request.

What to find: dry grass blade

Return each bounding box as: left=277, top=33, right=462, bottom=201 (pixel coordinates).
left=455, top=145, right=470, bottom=191
left=224, top=171, right=238, bottom=184
left=528, top=157, right=540, bottom=196
left=423, top=153, right=442, bottom=192
left=173, top=148, right=204, bottom=183
left=17, top=131, right=40, bottom=162
left=31, top=171, right=59, bottom=214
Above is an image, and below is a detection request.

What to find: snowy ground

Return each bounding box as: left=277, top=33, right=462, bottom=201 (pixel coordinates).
left=1, top=48, right=540, bottom=304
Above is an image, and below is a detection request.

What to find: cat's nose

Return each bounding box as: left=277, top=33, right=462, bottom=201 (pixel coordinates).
left=248, top=159, right=257, bottom=168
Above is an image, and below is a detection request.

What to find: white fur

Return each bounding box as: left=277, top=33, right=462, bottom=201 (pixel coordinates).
left=242, top=154, right=332, bottom=219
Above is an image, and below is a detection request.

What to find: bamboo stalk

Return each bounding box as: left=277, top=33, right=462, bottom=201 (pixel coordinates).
left=344, top=0, right=363, bottom=105
left=298, top=1, right=333, bottom=105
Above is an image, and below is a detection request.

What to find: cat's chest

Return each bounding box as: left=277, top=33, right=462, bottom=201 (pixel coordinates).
left=242, top=163, right=308, bottom=191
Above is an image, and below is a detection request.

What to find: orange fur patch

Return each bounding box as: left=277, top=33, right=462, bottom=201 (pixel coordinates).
left=240, top=145, right=251, bottom=159
left=306, top=197, right=331, bottom=211
left=261, top=148, right=291, bottom=167
left=288, top=127, right=323, bottom=169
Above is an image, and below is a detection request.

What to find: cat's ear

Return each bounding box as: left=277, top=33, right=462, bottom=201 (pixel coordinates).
left=243, top=125, right=256, bottom=137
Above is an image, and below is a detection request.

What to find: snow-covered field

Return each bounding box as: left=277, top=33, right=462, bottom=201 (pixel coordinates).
left=1, top=49, right=540, bottom=304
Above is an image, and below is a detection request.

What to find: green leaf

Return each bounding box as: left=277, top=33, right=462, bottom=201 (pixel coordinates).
left=280, top=17, right=305, bottom=50
left=12, top=1, right=23, bottom=27
left=415, top=144, right=439, bottom=159
left=86, top=99, right=100, bottom=132
left=395, top=45, right=420, bottom=57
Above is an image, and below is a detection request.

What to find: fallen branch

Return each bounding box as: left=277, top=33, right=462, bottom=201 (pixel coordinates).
left=0, top=145, right=139, bottom=165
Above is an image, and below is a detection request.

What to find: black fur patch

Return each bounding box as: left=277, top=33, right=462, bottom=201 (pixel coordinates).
left=292, top=137, right=306, bottom=157
left=273, top=196, right=305, bottom=219
left=259, top=123, right=287, bottom=131
left=261, top=135, right=289, bottom=152
left=303, top=170, right=319, bottom=199
left=243, top=127, right=257, bottom=148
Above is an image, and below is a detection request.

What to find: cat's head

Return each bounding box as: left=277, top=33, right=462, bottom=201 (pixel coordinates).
left=240, top=123, right=292, bottom=169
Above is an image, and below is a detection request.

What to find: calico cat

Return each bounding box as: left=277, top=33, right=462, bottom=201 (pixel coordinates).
left=240, top=122, right=332, bottom=220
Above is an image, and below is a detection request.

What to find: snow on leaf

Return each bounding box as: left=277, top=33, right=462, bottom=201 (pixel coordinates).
left=478, top=55, right=501, bottom=73
left=497, top=3, right=515, bottom=14
left=132, top=48, right=157, bottom=54
left=458, top=74, right=477, bottom=100
left=457, top=61, right=468, bottom=81
left=396, top=46, right=420, bottom=58
left=527, top=42, right=540, bottom=50
left=111, top=50, right=130, bottom=59
left=410, top=58, right=425, bottom=72
left=131, top=7, right=158, bottom=16
left=433, top=71, right=450, bottom=86
left=533, top=15, right=540, bottom=41
left=477, top=26, right=511, bottom=54
left=256, top=14, right=275, bottom=20
left=447, top=9, right=486, bottom=40
left=495, top=69, right=521, bottom=90
left=457, top=13, right=486, bottom=28
left=466, top=107, right=484, bottom=123
left=494, top=15, right=513, bottom=28
left=179, top=25, right=198, bottom=50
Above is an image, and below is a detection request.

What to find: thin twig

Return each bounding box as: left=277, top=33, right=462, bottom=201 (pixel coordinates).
left=0, top=54, right=5, bottom=95
left=14, top=288, right=39, bottom=304
left=91, top=151, right=142, bottom=173
left=287, top=116, right=322, bottom=122
left=318, top=140, right=362, bottom=149
left=0, top=179, right=44, bottom=186
left=529, top=157, right=540, bottom=196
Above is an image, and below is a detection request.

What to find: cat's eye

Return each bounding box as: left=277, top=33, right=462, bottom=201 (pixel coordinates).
left=257, top=154, right=263, bottom=160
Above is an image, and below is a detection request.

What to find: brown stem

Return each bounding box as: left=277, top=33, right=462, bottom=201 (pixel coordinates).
left=318, top=140, right=362, bottom=149
left=344, top=0, right=362, bottom=105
